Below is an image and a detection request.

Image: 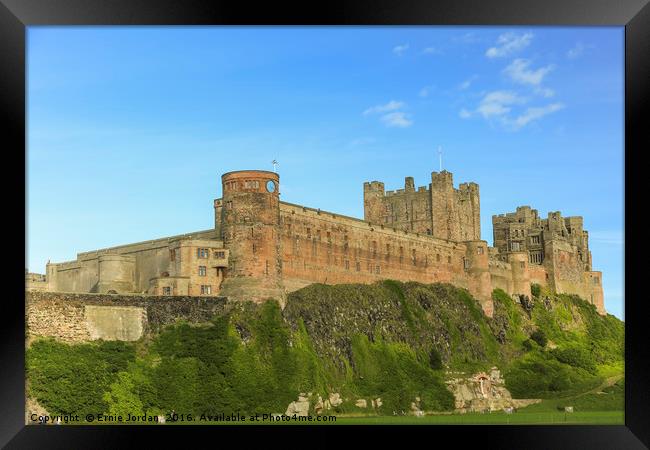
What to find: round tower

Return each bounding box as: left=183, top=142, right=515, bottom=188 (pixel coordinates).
left=218, top=170, right=284, bottom=303
left=464, top=240, right=493, bottom=317
left=508, top=251, right=532, bottom=299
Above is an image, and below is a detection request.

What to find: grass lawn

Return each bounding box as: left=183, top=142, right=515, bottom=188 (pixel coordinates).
left=327, top=410, right=623, bottom=425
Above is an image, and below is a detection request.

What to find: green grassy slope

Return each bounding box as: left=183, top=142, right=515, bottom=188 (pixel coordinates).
left=26, top=281, right=624, bottom=420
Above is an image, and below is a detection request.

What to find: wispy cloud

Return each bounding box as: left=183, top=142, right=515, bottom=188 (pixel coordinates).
left=567, top=42, right=586, bottom=59
left=393, top=44, right=409, bottom=56
left=589, top=231, right=624, bottom=246
left=347, top=137, right=376, bottom=148
left=476, top=90, right=526, bottom=119
left=419, top=85, right=435, bottom=97
left=380, top=111, right=413, bottom=128
left=363, top=100, right=404, bottom=116
left=460, top=90, right=563, bottom=130
left=486, top=32, right=533, bottom=58
left=508, top=103, right=564, bottom=129
left=453, top=32, right=482, bottom=44
left=504, top=59, right=554, bottom=86
left=459, top=108, right=472, bottom=119
left=459, top=75, right=478, bottom=90
left=363, top=101, right=413, bottom=128
left=422, top=46, right=443, bottom=55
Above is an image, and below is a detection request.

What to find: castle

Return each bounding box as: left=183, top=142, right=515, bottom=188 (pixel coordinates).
left=34, top=169, right=606, bottom=316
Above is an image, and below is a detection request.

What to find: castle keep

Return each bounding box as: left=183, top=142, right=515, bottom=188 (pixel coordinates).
left=38, top=169, right=606, bottom=316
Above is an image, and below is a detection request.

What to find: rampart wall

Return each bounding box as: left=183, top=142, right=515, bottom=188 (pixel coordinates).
left=26, top=291, right=227, bottom=343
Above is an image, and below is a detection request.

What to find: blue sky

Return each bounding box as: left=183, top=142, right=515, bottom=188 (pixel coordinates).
left=26, top=26, right=624, bottom=319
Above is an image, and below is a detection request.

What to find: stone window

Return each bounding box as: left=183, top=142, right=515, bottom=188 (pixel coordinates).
left=520, top=261, right=525, bottom=269
left=447, top=256, right=452, bottom=264
left=356, top=261, right=361, bottom=272
left=226, top=201, right=233, bottom=210
left=244, top=180, right=259, bottom=189
left=411, top=249, right=416, bottom=265
left=307, top=228, right=311, bottom=238
left=326, top=231, right=331, bottom=242
left=477, top=246, right=484, bottom=255
left=162, top=286, right=172, bottom=295
left=436, top=253, right=441, bottom=262
left=170, top=249, right=176, bottom=261
left=593, top=277, right=599, bottom=285
left=531, top=235, right=540, bottom=244
left=197, top=248, right=209, bottom=259
left=200, top=285, right=212, bottom=295
left=511, top=242, right=520, bottom=251
left=372, top=241, right=377, bottom=258
left=345, top=260, right=350, bottom=270
left=399, top=247, right=404, bottom=264
left=529, top=251, right=542, bottom=264
left=375, top=265, right=381, bottom=274
left=199, top=266, right=207, bottom=276
left=214, top=251, right=225, bottom=259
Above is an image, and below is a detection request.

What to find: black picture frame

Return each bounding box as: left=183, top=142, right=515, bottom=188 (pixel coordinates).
left=2, top=0, right=648, bottom=448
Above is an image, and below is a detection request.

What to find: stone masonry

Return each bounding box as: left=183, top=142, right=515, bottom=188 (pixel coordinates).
left=34, top=168, right=606, bottom=316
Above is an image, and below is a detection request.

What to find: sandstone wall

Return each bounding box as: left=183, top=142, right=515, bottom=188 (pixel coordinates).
left=278, top=202, right=494, bottom=315
left=26, top=291, right=227, bottom=343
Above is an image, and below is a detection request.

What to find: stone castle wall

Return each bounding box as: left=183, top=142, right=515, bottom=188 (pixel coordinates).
left=363, top=171, right=480, bottom=242
left=37, top=169, right=606, bottom=317
left=26, top=291, right=227, bottom=343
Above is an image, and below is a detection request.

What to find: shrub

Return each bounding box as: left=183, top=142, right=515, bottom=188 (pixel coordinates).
left=531, top=283, right=541, bottom=298
left=428, top=348, right=443, bottom=370
left=530, top=329, right=548, bottom=348
left=26, top=339, right=135, bottom=417
left=551, top=345, right=597, bottom=374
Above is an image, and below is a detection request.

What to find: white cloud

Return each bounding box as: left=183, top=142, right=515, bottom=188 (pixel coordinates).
left=453, top=32, right=482, bottom=44
left=422, top=46, right=442, bottom=55
left=486, top=32, right=533, bottom=58
left=363, top=100, right=405, bottom=116
left=393, top=44, right=409, bottom=56
left=363, top=100, right=412, bottom=128
left=508, top=103, right=564, bottom=129
left=419, top=86, right=435, bottom=97
left=380, top=111, right=413, bottom=128
left=459, top=75, right=478, bottom=90
left=504, top=59, right=554, bottom=86
left=461, top=91, right=562, bottom=130
left=567, top=42, right=585, bottom=59
left=535, top=87, right=555, bottom=98
left=476, top=90, right=526, bottom=119
left=459, top=109, right=472, bottom=119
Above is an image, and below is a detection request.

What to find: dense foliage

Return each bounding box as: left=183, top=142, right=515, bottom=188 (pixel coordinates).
left=27, top=281, right=624, bottom=418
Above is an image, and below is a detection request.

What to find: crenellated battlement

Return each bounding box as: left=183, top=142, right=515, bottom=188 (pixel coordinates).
left=39, top=166, right=606, bottom=316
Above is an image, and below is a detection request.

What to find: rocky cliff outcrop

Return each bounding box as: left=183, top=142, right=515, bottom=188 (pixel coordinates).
left=446, top=367, right=540, bottom=413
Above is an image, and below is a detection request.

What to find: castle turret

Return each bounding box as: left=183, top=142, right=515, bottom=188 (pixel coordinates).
left=464, top=240, right=493, bottom=317
left=363, top=181, right=385, bottom=224
left=405, top=176, right=415, bottom=192
left=218, top=170, right=284, bottom=303
left=430, top=171, right=456, bottom=240
left=508, top=251, right=532, bottom=299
